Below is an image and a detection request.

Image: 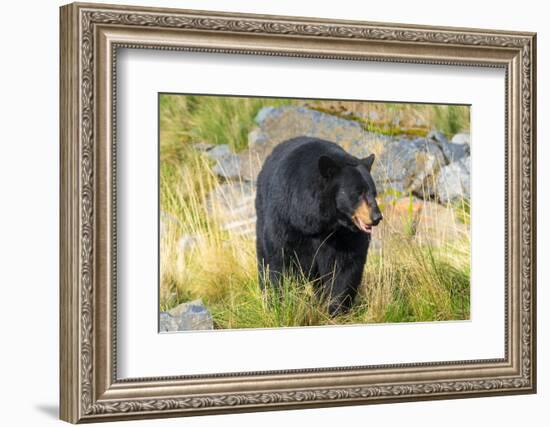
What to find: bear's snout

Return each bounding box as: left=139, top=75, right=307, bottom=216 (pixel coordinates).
left=370, top=209, right=383, bottom=226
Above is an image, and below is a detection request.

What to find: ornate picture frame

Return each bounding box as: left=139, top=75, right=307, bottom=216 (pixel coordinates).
left=60, top=2, right=536, bottom=423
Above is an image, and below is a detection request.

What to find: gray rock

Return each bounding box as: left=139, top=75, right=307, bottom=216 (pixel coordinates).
left=159, top=299, right=214, bottom=332
left=192, top=142, right=215, bottom=152
left=427, top=130, right=449, bottom=145
left=374, top=137, right=446, bottom=196
left=159, top=312, right=179, bottom=332
left=205, top=144, right=231, bottom=159
left=248, top=127, right=269, bottom=147
left=254, top=106, right=277, bottom=126
left=204, top=144, right=243, bottom=180
left=437, top=140, right=470, bottom=164
left=256, top=106, right=370, bottom=145
left=428, top=130, right=469, bottom=163
left=212, top=153, right=242, bottom=179
left=241, top=106, right=460, bottom=197
left=451, top=132, right=471, bottom=145
left=435, top=156, right=471, bottom=203
left=239, top=106, right=392, bottom=182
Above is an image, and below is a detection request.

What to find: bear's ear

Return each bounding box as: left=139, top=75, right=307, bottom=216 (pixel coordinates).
left=318, top=155, right=342, bottom=179
left=362, top=153, right=375, bottom=172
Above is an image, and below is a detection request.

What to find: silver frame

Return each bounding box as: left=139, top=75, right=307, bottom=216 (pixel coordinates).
left=60, top=2, right=536, bottom=423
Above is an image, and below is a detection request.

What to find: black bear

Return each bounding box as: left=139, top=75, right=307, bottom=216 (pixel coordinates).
left=255, top=136, right=382, bottom=315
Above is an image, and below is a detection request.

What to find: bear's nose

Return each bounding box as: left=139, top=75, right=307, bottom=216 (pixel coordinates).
left=371, top=212, right=383, bottom=226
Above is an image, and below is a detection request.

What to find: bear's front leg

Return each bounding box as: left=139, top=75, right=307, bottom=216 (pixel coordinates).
left=326, top=262, right=365, bottom=316
left=314, top=233, right=369, bottom=316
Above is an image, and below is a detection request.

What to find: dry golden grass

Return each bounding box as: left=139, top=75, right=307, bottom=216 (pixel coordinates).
left=159, top=94, right=471, bottom=328
left=160, top=148, right=470, bottom=328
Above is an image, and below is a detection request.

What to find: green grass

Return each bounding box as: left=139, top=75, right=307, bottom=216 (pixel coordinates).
left=433, top=105, right=470, bottom=137
left=160, top=94, right=295, bottom=153
left=159, top=94, right=471, bottom=328
left=160, top=95, right=470, bottom=156
left=453, top=198, right=471, bottom=225
left=159, top=154, right=471, bottom=327
left=308, top=102, right=469, bottom=139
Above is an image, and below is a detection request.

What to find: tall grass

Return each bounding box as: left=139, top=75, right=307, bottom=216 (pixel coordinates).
left=160, top=147, right=470, bottom=327
left=159, top=94, right=471, bottom=328
left=308, top=100, right=470, bottom=138
left=160, top=94, right=471, bottom=157
left=160, top=94, right=294, bottom=153
left=160, top=147, right=253, bottom=311
left=433, top=105, right=469, bottom=137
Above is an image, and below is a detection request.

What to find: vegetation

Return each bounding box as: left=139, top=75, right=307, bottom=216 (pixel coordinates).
left=160, top=94, right=294, bottom=153
left=159, top=94, right=471, bottom=328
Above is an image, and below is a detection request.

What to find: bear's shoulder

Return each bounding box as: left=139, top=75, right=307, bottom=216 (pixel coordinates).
left=274, top=136, right=348, bottom=160
left=266, top=137, right=353, bottom=176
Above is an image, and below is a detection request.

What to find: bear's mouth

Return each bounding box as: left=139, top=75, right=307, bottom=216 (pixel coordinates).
left=352, top=216, right=373, bottom=234
left=351, top=200, right=376, bottom=234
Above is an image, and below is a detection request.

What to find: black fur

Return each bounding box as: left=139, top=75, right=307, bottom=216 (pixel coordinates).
left=255, top=136, right=382, bottom=315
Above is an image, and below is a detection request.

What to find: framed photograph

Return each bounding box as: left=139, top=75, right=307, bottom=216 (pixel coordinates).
left=60, top=2, right=537, bottom=423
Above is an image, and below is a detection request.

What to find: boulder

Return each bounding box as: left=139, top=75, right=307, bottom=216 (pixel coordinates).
left=438, top=140, right=469, bottom=163
left=197, top=108, right=468, bottom=203
left=204, top=144, right=243, bottom=180
left=159, top=312, right=179, bottom=332
left=238, top=106, right=447, bottom=196
left=435, top=156, right=471, bottom=203
left=159, top=299, right=214, bottom=332
left=451, top=132, right=471, bottom=145
left=205, top=144, right=231, bottom=158
left=374, top=137, right=446, bottom=197
left=192, top=141, right=215, bottom=152
left=238, top=106, right=392, bottom=182
left=427, top=130, right=469, bottom=163
left=212, top=154, right=241, bottom=180
left=427, top=130, right=449, bottom=145
left=247, top=127, right=269, bottom=147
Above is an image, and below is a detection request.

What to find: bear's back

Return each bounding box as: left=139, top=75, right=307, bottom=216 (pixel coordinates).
left=258, top=136, right=350, bottom=189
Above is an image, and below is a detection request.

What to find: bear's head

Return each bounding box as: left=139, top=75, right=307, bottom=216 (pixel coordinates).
left=318, top=153, right=383, bottom=234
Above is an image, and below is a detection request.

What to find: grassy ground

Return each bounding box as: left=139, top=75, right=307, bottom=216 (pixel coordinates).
left=159, top=94, right=471, bottom=328
left=160, top=94, right=295, bottom=154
